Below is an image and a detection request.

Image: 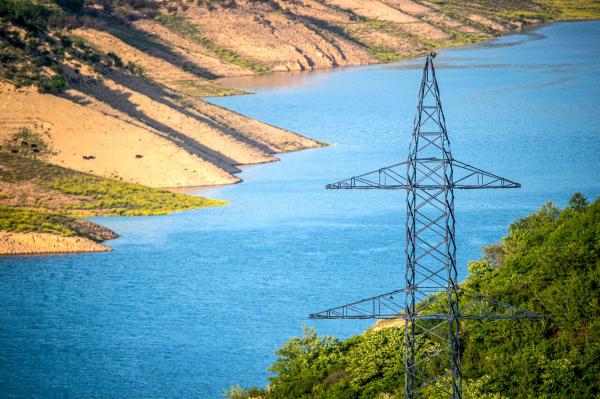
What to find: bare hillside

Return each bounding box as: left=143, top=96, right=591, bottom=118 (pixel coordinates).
left=1, top=0, right=598, bottom=187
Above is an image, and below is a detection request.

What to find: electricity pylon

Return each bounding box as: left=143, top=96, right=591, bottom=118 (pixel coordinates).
left=309, top=54, right=542, bottom=399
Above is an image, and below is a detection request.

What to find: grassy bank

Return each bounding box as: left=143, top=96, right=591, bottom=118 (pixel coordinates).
left=0, top=206, right=79, bottom=236
left=0, top=152, right=225, bottom=238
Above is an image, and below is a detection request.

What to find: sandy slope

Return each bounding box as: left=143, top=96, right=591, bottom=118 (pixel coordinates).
left=0, top=231, right=111, bottom=255
left=0, top=0, right=548, bottom=190
left=73, top=27, right=243, bottom=97
left=0, top=84, right=238, bottom=187
left=370, top=318, right=405, bottom=331
left=0, top=23, right=324, bottom=189
left=182, top=1, right=374, bottom=72
left=0, top=50, right=322, bottom=188
left=131, top=19, right=252, bottom=78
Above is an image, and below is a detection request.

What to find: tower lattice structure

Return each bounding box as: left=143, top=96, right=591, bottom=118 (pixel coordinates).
left=310, top=54, right=541, bottom=399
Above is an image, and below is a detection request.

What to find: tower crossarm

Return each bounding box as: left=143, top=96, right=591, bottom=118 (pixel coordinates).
left=324, top=158, right=520, bottom=190
left=458, top=289, right=543, bottom=319
left=451, top=159, right=521, bottom=189
left=309, top=288, right=542, bottom=320
left=325, top=162, right=410, bottom=189
left=309, top=289, right=404, bottom=319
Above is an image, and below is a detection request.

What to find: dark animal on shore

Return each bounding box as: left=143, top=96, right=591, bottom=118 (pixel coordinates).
left=83, top=155, right=96, bottom=160
left=135, top=154, right=143, bottom=159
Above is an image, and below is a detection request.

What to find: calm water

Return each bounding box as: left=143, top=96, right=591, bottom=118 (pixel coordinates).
left=1, top=22, right=599, bottom=399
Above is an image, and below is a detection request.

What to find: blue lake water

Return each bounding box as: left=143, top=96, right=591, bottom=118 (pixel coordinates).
left=1, top=21, right=599, bottom=398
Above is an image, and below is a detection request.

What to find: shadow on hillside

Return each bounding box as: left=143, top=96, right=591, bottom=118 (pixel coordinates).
left=62, top=67, right=242, bottom=173
left=101, top=17, right=220, bottom=80
left=107, top=70, right=276, bottom=155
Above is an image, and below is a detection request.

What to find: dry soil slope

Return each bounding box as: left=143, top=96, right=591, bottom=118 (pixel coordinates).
left=0, top=0, right=575, bottom=189
left=0, top=17, right=323, bottom=188
left=148, top=0, right=548, bottom=72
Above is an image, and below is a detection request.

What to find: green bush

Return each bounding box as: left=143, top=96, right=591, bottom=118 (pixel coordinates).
left=0, top=0, right=51, bottom=29
left=0, top=127, right=50, bottom=157
left=38, top=72, right=66, bottom=93
left=55, top=0, right=84, bottom=13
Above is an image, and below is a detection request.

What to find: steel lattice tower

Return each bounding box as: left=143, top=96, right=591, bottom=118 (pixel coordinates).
left=310, top=54, right=541, bottom=399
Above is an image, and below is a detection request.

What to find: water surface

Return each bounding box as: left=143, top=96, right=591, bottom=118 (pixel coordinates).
left=1, top=21, right=599, bottom=399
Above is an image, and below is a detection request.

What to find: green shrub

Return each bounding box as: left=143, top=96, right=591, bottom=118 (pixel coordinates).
left=0, top=0, right=51, bottom=29
left=125, top=60, right=144, bottom=76
left=55, top=0, right=84, bottom=13
left=38, top=72, right=66, bottom=93
left=0, top=127, right=50, bottom=157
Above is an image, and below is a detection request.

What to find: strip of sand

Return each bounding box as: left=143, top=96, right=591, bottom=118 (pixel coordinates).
left=0, top=231, right=111, bottom=255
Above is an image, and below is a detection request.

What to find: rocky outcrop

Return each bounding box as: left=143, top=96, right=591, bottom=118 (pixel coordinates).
left=64, top=219, right=119, bottom=242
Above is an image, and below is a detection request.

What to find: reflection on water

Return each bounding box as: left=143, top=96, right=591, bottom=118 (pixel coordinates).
left=218, top=66, right=348, bottom=92
left=475, top=29, right=546, bottom=49
left=1, top=21, right=600, bottom=399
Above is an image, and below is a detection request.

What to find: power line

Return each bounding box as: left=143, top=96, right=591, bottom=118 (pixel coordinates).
left=310, top=53, right=542, bottom=399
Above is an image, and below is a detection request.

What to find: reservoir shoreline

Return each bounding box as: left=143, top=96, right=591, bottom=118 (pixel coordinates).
left=2, top=21, right=573, bottom=257
left=1, top=20, right=599, bottom=398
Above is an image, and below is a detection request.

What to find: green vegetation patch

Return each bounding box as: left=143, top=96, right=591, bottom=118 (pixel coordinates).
left=154, top=14, right=270, bottom=74
left=0, top=205, right=119, bottom=241
left=0, top=152, right=226, bottom=216
left=544, top=0, right=600, bottom=20
left=46, top=174, right=225, bottom=216
left=173, top=78, right=247, bottom=97
left=368, top=45, right=404, bottom=63
left=0, top=206, right=78, bottom=236
left=226, top=194, right=600, bottom=398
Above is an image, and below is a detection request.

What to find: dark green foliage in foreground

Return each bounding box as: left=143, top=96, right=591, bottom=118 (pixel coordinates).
left=226, top=194, right=600, bottom=398
left=460, top=195, right=599, bottom=399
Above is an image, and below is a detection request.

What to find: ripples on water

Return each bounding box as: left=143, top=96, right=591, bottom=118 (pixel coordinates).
left=1, top=21, right=599, bottom=399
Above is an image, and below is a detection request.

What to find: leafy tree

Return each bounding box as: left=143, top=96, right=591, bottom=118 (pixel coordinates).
left=568, top=192, right=588, bottom=212
left=38, top=72, right=66, bottom=93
